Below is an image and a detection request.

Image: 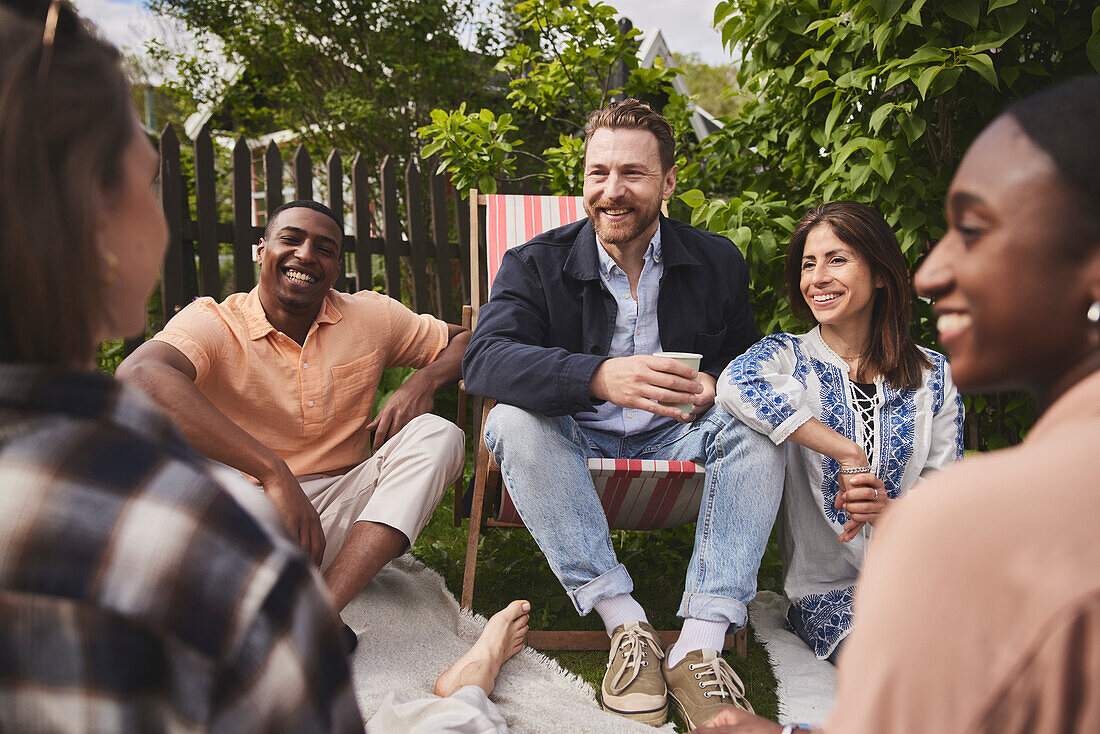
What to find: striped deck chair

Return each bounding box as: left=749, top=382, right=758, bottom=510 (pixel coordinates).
left=459, top=190, right=746, bottom=654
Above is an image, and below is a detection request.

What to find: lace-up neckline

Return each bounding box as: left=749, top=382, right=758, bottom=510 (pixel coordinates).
left=848, top=379, right=877, bottom=465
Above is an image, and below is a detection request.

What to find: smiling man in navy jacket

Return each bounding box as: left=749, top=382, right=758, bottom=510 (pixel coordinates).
left=463, top=99, right=784, bottom=729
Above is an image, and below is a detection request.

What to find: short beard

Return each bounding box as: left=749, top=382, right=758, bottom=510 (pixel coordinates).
left=585, top=198, right=661, bottom=247
left=276, top=290, right=316, bottom=310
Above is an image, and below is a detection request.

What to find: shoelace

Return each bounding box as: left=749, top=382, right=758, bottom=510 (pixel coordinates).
left=688, top=656, right=754, bottom=713
left=606, top=625, right=665, bottom=695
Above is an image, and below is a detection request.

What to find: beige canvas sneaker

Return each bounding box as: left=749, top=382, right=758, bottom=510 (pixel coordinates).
left=663, top=648, right=753, bottom=729
left=600, top=621, right=668, bottom=726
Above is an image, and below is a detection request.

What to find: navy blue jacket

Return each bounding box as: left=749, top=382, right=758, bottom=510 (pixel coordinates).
left=463, top=215, right=760, bottom=417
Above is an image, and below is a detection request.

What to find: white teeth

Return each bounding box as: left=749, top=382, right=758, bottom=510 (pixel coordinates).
left=603, top=208, right=630, bottom=215
left=285, top=269, right=315, bottom=284
left=937, top=313, right=972, bottom=334
left=813, top=293, right=839, bottom=302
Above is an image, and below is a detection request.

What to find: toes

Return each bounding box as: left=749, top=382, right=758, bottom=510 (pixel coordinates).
left=506, top=600, right=531, bottom=617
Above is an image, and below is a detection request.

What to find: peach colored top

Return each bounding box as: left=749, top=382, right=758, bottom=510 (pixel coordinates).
left=154, top=288, right=448, bottom=476
left=828, top=370, right=1100, bottom=734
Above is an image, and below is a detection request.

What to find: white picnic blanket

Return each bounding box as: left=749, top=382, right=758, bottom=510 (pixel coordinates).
left=343, top=555, right=674, bottom=733
left=747, top=591, right=837, bottom=726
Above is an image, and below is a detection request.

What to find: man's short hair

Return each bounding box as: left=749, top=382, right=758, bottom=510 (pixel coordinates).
left=584, top=99, right=676, bottom=173
left=263, top=200, right=343, bottom=243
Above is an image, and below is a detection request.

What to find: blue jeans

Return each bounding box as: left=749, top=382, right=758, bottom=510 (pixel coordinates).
left=483, top=404, right=784, bottom=628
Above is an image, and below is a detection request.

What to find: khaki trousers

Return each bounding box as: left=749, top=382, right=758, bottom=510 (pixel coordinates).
left=284, top=413, right=464, bottom=571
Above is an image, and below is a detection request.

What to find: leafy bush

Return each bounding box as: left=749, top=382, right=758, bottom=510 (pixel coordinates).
left=684, top=0, right=1097, bottom=444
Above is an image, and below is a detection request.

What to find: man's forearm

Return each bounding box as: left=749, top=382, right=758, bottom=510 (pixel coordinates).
left=118, top=357, right=290, bottom=484
left=415, top=325, right=470, bottom=393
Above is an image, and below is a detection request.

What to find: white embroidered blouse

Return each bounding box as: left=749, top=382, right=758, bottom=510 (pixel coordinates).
left=716, top=327, right=964, bottom=658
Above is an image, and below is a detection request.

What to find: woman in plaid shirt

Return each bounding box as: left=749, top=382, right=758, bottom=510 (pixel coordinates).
left=0, top=3, right=532, bottom=731
left=0, top=1, right=365, bottom=731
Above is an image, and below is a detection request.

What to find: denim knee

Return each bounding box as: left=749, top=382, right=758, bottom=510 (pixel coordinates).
left=483, top=403, right=536, bottom=446
left=709, top=407, right=784, bottom=462
left=484, top=404, right=574, bottom=456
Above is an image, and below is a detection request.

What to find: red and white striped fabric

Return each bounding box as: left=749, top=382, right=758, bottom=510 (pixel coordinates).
left=484, top=195, right=586, bottom=287
left=495, top=458, right=706, bottom=530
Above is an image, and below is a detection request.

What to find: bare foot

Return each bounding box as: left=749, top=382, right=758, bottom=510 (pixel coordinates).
left=433, top=599, right=530, bottom=698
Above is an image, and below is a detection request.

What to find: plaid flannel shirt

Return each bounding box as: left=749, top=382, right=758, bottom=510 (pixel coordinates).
left=0, top=366, right=363, bottom=733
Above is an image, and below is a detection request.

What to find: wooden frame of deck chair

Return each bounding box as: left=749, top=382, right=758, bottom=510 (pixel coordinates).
left=456, top=190, right=747, bottom=655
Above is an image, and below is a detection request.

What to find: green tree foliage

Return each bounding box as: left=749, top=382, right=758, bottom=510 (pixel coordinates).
left=683, top=0, right=1098, bottom=445
left=419, top=0, right=681, bottom=195
left=672, top=52, right=746, bottom=118
left=689, top=0, right=1097, bottom=334
left=150, top=0, right=501, bottom=166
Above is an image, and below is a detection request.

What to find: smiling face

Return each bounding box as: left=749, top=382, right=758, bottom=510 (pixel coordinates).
left=914, top=115, right=1098, bottom=398
left=257, top=206, right=342, bottom=314
left=582, top=127, right=676, bottom=254
left=799, top=223, right=881, bottom=335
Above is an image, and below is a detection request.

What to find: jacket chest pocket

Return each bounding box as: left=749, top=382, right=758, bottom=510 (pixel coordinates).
left=693, top=326, right=727, bottom=359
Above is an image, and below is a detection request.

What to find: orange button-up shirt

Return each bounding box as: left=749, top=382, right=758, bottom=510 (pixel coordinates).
left=153, top=288, right=448, bottom=475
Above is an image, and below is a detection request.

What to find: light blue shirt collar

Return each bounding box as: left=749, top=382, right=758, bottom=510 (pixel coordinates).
left=595, top=227, right=663, bottom=279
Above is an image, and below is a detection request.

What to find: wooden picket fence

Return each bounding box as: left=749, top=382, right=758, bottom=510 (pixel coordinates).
left=156, top=122, right=471, bottom=326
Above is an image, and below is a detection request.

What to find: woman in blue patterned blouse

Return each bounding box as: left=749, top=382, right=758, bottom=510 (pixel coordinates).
left=715, top=201, right=964, bottom=662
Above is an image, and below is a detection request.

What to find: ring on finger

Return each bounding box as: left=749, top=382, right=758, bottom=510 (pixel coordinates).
left=871, top=487, right=879, bottom=501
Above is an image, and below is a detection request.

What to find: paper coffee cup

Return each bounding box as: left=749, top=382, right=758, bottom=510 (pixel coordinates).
left=654, top=351, right=702, bottom=415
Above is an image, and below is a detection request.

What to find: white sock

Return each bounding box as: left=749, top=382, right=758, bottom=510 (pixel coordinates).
left=593, top=594, right=648, bottom=636
left=667, top=618, right=729, bottom=667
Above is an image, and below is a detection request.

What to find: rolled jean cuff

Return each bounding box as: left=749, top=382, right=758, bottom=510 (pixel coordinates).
left=567, top=563, right=634, bottom=616
left=678, top=592, right=748, bottom=628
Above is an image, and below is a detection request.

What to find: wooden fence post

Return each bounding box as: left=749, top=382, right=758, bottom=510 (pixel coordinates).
left=159, top=124, right=187, bottom=319
left=380, top=156, right=402, bottom=302
left=404, top=160, right=431, bottom=313
left=265, top=141, right=283, bottom=217
left=232, top=136, right=255, bottom=292
left=194, top=124, right=220, bottom=298
left=455, top=187, right=471, bottom=308
left=327, top=150, right=348, bottom=292
left=428, top=159, right=456, bottom=323
left=351, top=152, right=373, bottom=293
left=293, top=144, right=313, bottom=201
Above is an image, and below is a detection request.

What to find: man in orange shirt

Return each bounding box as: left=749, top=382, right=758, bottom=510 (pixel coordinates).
left=119, top=201, right=469, bottom=640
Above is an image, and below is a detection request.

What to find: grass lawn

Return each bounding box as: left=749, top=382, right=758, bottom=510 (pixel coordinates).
left=407, top=386, right=784, bottom=731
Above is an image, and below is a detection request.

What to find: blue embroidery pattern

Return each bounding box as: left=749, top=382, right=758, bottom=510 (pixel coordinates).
left=793, top=586, right=855, bottom=659
left=727, top=335, right=809, bottom=428
left=878, top=381, right=915, bottom=499
left=815, top=358, right=853, bottom=524
left=924, top=349, right=946, bottom=415
left=923, top=349, right=965, bottom=458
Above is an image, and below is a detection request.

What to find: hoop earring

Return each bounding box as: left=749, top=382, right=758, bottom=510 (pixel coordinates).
left=101, top=250, right=118, bottom=285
